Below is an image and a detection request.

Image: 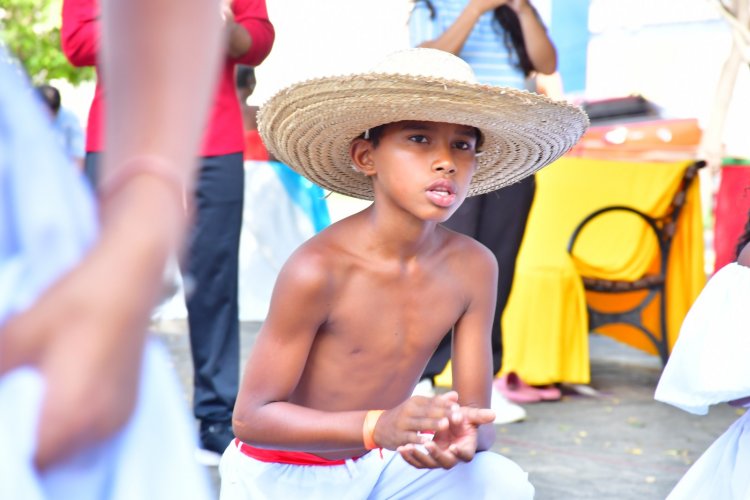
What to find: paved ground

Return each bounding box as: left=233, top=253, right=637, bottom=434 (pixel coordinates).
left=152, top=319, right=741, bottom=500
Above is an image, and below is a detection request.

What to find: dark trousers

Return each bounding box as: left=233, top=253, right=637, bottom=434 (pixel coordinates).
left=83, top=151, right=100, bottom=191
left=186, top=153, right=244, bottom=424
left=423, top=175, right=536, bottom=379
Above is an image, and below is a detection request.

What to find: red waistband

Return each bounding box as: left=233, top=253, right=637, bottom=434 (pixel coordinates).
left=235, top=439, right=358, bottom=466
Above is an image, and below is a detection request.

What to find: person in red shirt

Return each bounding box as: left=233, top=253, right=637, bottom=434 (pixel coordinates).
left=62, top=0, right=275, bottom=461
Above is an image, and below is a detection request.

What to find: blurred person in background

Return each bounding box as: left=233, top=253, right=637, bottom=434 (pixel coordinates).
left=409, top=0, right=561, bottom=424
left=61, top=0, right=275, bottom=464
left=234, top=64, right=330, bottom=322
left=0, top=0, right=229, bottom=497
left=35, top=83, right=86, bottom=170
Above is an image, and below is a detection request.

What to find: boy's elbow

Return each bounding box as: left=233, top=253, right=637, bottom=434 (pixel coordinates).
left=232, top=405, right=258, bottom=443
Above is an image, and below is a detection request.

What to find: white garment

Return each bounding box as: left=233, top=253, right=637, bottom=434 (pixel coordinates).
left=655, top=263, right=750, bottom=415
left=238, top=160, right=319, bottom=320
left=0, top=49, right=213, bottom=500
left=219, top=440, right=533, bottom=500
left=152, top=160, right=321, bottom=322
left=653, top=262, right=750, bottom=500
left=666, top=409, right=750, bottom=500
left=0, top=342, right=215, bottom=500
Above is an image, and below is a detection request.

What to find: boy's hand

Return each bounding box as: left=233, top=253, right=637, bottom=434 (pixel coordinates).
left=397, top=404, right=495, bottom=469
left=372, top=391, right=461, bottom=450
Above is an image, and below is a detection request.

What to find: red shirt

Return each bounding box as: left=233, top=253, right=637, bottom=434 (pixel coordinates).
left=61, top=0, right=275, bottom=157
left=243, top=129, right=270, bottom=161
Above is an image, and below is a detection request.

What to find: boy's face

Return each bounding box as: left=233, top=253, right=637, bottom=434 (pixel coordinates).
left=352, top=120, right=479, bottom=222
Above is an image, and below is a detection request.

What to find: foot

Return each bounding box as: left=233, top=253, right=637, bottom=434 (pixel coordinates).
left=196, top=419, right=234, bottom=466
left=495, top=372, right=543, bottom=404
left=490, top=386, right=527, bottom=424
left=533, top=384, right=562, bottom=401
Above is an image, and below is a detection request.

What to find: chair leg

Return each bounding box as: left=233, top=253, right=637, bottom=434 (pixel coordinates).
left=657, top=286, right=669, bottom=366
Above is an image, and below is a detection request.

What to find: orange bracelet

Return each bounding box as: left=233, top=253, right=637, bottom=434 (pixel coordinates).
left=362, top=410, right=384, bottom=450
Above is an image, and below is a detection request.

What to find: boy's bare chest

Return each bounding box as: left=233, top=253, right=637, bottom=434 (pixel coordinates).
left=326, top=265, right=467, bottom=350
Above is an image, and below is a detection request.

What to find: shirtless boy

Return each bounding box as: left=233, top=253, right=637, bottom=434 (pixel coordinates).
left=220, top=48, right=588, bottom=499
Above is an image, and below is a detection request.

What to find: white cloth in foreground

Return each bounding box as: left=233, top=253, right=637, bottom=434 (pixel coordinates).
left=0, top=50, right=212, bottom=499
left=0, top=342, right=214, bottom=500
left=220, top=440, right=533, bottom=500
left=654, top=262, right=750, bottom=500
left=655, top=263, right=750, bottom=414
left=665, top=408, right=750, bottom=500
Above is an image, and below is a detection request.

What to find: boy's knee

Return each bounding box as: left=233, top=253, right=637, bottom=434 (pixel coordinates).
left=471, top=452, right=534, bottom=499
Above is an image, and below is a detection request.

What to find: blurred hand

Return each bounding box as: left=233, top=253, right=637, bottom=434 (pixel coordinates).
left=0, top=232, right=160, bottom=469
left=468, top=0, right=529, bottom=15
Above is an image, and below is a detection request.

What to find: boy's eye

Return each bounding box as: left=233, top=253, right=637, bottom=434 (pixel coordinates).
left=408, top=135, right=429, bottom=143
left=454, top=140, right=475, bottom=151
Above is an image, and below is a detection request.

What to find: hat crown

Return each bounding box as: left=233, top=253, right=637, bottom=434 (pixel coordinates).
left=371, top=48, right=477, bottom=84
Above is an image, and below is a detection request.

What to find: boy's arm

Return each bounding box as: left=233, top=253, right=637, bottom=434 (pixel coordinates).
left=397, top=242, right=498, bottom=469
left=449, top=242, right=499, bottom=451
left=233, top=249, right=368, bottom=451
left=233, top=248, right=456, bottom=453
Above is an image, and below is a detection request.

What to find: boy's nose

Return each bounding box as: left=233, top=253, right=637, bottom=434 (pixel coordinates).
left=432, top=158, right=456, bottom=175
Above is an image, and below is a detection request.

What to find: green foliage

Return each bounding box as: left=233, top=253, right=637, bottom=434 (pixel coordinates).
left=0, top=0, right=94, bottom=85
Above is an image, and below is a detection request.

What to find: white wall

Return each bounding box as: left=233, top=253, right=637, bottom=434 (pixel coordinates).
left=59, top=0, right=750, bottom=159
left=586, top=0, right=750, bottom=158
left=252, top=0, right=412, bottom=106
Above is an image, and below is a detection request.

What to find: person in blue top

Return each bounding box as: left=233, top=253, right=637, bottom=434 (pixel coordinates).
left=36, top=84, right=86, bottom=170
left=409, top=0, right=558, bottom=425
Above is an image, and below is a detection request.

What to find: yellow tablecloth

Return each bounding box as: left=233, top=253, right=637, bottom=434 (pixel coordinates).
left=499, top=157, right=705, bottom=385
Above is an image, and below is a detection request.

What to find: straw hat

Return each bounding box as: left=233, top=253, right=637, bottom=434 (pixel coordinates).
left=258, top=48, right=589, bottom=200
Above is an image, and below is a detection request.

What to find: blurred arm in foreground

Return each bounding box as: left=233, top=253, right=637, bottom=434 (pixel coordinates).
left=0, top=0, right=224, bottom=469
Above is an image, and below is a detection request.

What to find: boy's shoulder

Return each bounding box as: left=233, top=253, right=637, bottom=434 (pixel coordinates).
left=280, top=219, right=354, bottom=279
left=438, top=225, right=498, bottom=273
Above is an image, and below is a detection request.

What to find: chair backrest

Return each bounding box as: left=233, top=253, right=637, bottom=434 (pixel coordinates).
left=518, top=157, right=706, bottom=357
left=567, top=160, right=705, bottom=282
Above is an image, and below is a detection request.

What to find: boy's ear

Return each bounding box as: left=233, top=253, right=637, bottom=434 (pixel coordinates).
left=350, top=138, right=377, bottom=176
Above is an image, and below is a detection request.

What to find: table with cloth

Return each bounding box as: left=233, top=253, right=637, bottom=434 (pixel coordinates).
left=499, top=157, right=706, bottom=385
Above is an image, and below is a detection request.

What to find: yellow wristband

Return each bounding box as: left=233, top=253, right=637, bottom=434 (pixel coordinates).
left=362, top=410, right=384, bottom=450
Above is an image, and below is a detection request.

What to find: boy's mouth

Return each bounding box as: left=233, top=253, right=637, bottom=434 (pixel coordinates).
left=425, top=180, right=457, bottom=207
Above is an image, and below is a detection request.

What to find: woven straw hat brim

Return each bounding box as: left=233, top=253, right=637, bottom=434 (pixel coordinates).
left=258, top=73, right=589, bottom=200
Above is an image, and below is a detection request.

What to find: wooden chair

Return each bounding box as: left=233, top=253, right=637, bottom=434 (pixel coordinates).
left=566, top=160, right=706, bottom=365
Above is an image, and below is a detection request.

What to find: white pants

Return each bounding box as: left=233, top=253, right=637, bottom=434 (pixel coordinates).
left=220, top=440, right=534, bottom=500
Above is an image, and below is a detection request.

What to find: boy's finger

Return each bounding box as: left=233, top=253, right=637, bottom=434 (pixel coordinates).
left=399, top=444, right=438, bottom=469
left=463, top=407, right=496, bottom=425
left=425, top=441, right=458, bottom=469
left=449, top=443, right=475, bottom=462
left=408, top=415, right=448, bottom=434
left=437, top=390, right=459, bottom=403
